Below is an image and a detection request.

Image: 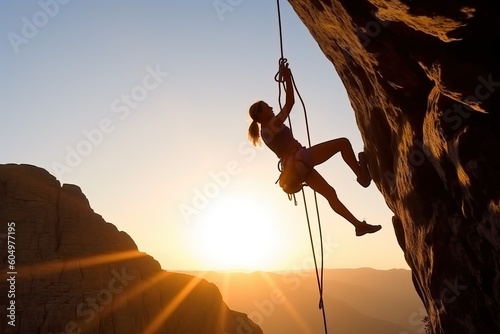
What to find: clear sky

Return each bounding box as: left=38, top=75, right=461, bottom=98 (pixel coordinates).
left=1, top=1, right=408, bottom=272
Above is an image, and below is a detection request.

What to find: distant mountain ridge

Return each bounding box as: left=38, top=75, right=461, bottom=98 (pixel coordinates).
left=184, top=268, right=426, bottom=334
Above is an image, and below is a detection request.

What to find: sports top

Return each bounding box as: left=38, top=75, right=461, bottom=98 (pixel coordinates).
left=261, top=124, right=302, bottom=159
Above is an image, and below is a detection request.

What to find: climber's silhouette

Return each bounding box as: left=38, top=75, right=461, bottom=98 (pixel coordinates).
left=248, top=63, right=381, bottom=236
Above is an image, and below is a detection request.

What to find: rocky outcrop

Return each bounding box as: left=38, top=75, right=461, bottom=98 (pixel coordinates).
left=287, top=1, right=500, bottom=333
left=0, top=164, right=262, bottom=334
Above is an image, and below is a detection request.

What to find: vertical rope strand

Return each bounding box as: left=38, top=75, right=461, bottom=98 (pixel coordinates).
left=275, top=1, right=328, bottom=333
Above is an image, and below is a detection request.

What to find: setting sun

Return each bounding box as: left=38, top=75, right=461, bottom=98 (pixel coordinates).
left=193, top=194, right=283, bottom=271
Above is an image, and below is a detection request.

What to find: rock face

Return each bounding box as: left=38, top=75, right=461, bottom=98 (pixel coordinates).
left=0, top=164, right=262, bottom=334
left=287, top=1, right=500, bottom=333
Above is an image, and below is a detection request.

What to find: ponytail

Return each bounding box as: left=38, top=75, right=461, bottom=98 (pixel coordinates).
left=248, top=101, right=263, bottom=146
left=248, top=120, right=261, bottom=146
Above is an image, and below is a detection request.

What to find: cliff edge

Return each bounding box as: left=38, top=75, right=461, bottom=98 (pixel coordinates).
left=287, top=0, right=500, bottom=333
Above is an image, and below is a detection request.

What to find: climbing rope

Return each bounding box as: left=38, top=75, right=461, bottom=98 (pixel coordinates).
left=274, top=1, right=328, bottom=333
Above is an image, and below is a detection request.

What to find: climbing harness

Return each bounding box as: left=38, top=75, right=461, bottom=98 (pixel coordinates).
left=274, top=1, right=328, bottom=333
left=276, top=150, right=310, bottom=196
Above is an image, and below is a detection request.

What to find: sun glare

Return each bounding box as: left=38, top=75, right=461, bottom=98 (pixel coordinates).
left=193, top=195, right=282, bottom=271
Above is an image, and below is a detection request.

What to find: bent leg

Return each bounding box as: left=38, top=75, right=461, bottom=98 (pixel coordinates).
left=307, top=137, right=362, bottom=178
left=305, top=168, right=363, bottom=228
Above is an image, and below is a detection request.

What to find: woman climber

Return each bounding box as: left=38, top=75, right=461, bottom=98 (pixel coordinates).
left=247, top=63, right=381, bottom=237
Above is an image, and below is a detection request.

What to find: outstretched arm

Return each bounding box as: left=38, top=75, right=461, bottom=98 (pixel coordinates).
left=273, top=63, right=295, bottom=125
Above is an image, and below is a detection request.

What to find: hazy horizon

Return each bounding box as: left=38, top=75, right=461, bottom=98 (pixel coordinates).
left=186, top=268, right=426, bottom=334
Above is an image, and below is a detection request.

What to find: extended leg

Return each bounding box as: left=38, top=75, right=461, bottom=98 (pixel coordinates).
left=305, top=169, right=381, bottom=236
left=305, top=168, right=362, bottom=227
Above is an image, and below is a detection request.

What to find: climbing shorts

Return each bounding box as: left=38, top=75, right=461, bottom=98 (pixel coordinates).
left=278, top=147, right=313, bottom=194
left=292, top=147, right=313, bottom=180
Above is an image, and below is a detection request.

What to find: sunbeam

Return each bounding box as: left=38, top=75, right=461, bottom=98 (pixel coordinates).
left=17, top=250, right=147, bottom=277
left=80, top=270, right=171, bottom=333
left=142, top=272, right=208, bottom=333
left=259, top=272, right=315, bottom=334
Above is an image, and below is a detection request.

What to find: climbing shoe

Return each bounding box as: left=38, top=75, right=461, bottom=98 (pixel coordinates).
left=357, top=151, right=371, bottom=188
left=355, top=221, right=382, bottom=237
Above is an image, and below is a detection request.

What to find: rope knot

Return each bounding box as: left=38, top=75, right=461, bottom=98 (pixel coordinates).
left=274, top=57, right=289, bottom=83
